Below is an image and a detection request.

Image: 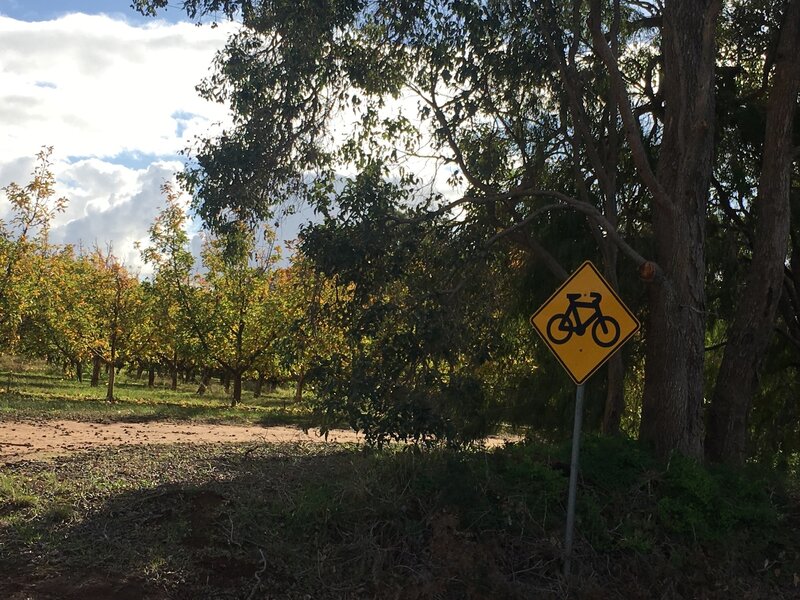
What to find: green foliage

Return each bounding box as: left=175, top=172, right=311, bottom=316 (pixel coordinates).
left=579, top=434, right=656, bottom=491
left=0, top=147, right=67, bottom=351
left=547, top=436, right=783, bottom=554
left=301, top=168, right=541, bottom=446
left=657, top=456, right=778, bottom=541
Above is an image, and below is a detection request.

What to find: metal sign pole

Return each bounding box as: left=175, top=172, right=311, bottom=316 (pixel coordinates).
left=563, top=383, right=585, bottom=578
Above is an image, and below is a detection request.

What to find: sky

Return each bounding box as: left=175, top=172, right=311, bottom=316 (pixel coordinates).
left=0, top=0, right=312, bottom=273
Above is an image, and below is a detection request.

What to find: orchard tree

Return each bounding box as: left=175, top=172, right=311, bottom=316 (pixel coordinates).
left=144, top=187, right=288, bottom=405
left=79, top=248, right=148, bottom=401
left=21, top=245, right=93, bottom=380
left=141, top=183, right=202, bottom=388
left=0, top=147, right=67, bottom=350
left=196, top=224, right=285, bottom=405
left=277, top=251, right=347, bottom=405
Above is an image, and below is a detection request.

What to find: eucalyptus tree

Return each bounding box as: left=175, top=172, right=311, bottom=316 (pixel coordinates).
left=703, top=0, right=800, bottom=464
left=135, top=0, right=800, bottom=461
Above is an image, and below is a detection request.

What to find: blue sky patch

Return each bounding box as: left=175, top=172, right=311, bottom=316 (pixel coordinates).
left=0, top=0, right=186, bottom=23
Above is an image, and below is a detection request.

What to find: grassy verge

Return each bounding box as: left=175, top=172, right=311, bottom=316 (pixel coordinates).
left=0, top=370, right=314, bottom=428
left=1, top=437, right=798, bottom=599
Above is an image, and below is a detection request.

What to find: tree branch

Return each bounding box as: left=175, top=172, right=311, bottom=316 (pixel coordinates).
left=588, top=0, right=673, bottom=210
left=465, top=187, right=659, bottom=277
left=538, top=2, right=615, bottom=200
left=411, top=81, right=494, bottom=195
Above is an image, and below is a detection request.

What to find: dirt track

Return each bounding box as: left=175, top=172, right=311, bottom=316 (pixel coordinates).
left=0, top=419, right=363, bottom=462
left=0, top=419, right=516, bottom=462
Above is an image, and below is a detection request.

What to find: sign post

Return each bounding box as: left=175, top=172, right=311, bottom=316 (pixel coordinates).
left=563, top=383, right=584, bottom=578
left=529, top=261, right=640, bottom=577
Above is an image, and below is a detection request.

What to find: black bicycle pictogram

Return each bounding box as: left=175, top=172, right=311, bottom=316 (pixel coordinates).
left=546, top=292, right=621, bottom=347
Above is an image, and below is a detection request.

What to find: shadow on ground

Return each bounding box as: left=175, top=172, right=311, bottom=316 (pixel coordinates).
left=0, top=441, right=797, bottom=599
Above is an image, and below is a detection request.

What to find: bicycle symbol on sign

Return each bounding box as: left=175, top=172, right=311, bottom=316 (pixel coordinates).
left=546, top=292, right=621, bottom=348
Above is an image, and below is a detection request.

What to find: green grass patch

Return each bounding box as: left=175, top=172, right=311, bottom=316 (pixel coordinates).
left=0, top=369, right=314, bottom=427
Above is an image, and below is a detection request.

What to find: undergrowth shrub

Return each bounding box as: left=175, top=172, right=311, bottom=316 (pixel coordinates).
left=657, top=454, right=779, bottom=541
left=549, top=435, right=784, bottom=553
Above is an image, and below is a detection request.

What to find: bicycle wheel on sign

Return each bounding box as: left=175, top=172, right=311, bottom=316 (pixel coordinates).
left=546, top=313, right=573, bottom=344
left=591, top=316, right=620, bottom=347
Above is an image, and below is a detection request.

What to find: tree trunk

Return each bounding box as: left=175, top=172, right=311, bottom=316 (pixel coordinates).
left=169, top=349, right=178, bottom=391
left=75, top=360, right=83, bottom=383
left=196, top=369, right=212, bottom=395
left=254, top=372, right=265, bottom=398
left=706, top=0, right=800, bottom=464
left=599, top=0, right=626, bottom=437
left=148, top=363, right=156, bottom=388
left=639, top=0, right=719, bottom=460
left=223, top=372, right=231, bottom=394
left=231, top=371, right=242, bottom=407
left=91, top=355, right=101, bottom=387
left=106, top=347, right=116, bottom=402
left=294, top=371, right=306, bottom=404
left=136, top=363, right=144, bottom=379
left=601, top=247, right=625, bottom=436
left=602, top=352, right=625, bottom=435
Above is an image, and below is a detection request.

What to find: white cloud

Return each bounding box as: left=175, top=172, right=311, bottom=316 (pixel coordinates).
left=0, top=13, right=237, bottom=272
left=48, top=159, right=186, bottom=274
left=0, top=13, right=235, bottom=161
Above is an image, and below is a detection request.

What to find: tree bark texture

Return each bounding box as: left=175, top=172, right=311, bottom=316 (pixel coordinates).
left=148, top=363, right=156, bottom=388
left=640, top=0, right=720, bottom=459
left=706, top=0, right=800, bottom=464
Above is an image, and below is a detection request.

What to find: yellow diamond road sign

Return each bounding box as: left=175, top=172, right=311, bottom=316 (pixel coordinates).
left=530, top=261, right=640, bottom=385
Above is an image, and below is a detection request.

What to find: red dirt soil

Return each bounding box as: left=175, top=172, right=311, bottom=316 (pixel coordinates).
left=0, top=419, right=362, bottom=462
left=0, top=419, right=514, bottom=462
